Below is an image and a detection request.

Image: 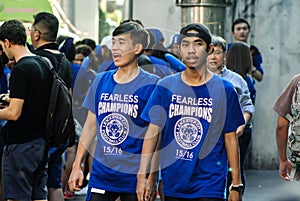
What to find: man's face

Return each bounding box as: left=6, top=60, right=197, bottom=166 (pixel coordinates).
left=179, top=30, right=209, bottom=69
left=207, top=45, right=225, bottom=73
left=232, top=22, right=249, bottom=42
left=171, top=44, right=180, bottom=57
left=111, top=33, right=139, bottom=68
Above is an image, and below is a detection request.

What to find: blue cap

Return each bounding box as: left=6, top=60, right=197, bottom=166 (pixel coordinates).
left=167, top=33, right=180, bottom=49
left=148, top=28, right=164, bottom=44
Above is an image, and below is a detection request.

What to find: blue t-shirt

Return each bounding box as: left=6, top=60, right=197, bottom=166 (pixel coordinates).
left=141, top=73, right=244, bottom=199
left=83, top=68, right=159, bottom=193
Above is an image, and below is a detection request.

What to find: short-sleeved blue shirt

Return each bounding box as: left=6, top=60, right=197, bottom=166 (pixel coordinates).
left=83, top=69, right=159, bottom=193
left=141, top=73, right=245, bottom=199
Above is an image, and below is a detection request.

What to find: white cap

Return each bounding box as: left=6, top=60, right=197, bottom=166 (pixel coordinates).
left=100, top=35, right=112, bottom=50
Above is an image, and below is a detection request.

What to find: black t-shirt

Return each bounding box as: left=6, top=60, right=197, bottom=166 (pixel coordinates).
left=34, top=43, right=72, bottom=89
left=4, top=56, right=52, bottom=144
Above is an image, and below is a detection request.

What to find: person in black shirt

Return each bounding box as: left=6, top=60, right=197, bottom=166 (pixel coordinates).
left=0, top=19, right=52, bottom=201
left=30, top=12, right=73, bottom=201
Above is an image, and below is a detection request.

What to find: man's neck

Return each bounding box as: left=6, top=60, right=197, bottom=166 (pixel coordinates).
left=181, top=67, right=213, bottom=86
left=114, top=62, right=140, bottom=84
left=13, top=46, right=34, bottom=62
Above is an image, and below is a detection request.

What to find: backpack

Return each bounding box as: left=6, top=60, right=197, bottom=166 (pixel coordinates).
left=43, top=57, right=75, bottom=147
left=287, top=81, right=300, bottom=163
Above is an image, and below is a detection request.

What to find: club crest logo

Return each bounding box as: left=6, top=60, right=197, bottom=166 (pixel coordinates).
left=100, top=113, right=129, bottom=145
left=174, top=117, right=203, bottom=149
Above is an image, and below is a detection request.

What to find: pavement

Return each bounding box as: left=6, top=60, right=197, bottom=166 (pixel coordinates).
left=71, top=170, right=300, bottom=201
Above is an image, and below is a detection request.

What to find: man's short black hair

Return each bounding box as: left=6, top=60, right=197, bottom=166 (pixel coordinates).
left=112, top=22, right=149, bottom=51
left=33, top=12, right=59, bottom=41
left=0, top=20, right=27, bottom=45
left=232, top=18, right=251, bottom=32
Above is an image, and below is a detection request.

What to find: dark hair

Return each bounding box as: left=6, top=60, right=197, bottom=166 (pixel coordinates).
left=232, top=18, right=251, bottom=32
left=145, top=29, right=156, bottom=51
left=120, top=19, right=144, bottom=27
left=0, top=20, right=27, bottom=45
left=81, top=38, right=96, bottom=50
left=33, top=12, right=59, bottom=41
left=226, top=42, right=252, bottom=79
left=112, top=22, right=149, bottom=52
left=75, top=44, right=92, bottom=57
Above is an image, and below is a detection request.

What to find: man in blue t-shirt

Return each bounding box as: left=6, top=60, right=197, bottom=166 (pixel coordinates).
left=137, top=23, right=245, bottom=201
left=68, top=22, right=159, bottom=201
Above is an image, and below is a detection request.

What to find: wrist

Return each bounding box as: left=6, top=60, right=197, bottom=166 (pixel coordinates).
left=137, top=173, right=147, bottom=180
left=251, top=67, right=257, bottom=74
left=229, top=183, right=244, bottom=193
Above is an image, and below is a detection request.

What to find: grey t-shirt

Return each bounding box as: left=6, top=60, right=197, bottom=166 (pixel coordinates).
left=273, top=74, right=300, bottom=120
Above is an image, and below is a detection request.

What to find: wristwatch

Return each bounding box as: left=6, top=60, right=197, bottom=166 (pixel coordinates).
left=229, top=184, right=244, bottom=193
left=251, top=67, right=257, bottom=74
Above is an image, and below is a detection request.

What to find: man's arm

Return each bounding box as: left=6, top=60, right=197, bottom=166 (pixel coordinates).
left=137, top=123, right=160, bottom=201
left=225, top=132, right=242, bottom=201
left=251, top=67, right=263, bottom=82
left=0, top=97, right=24, bottom=120
left=276, top=115, right=292, bottom=180
left=68, top=111, right=97, bottom=191
left=236, top=112, right=251, bottom=137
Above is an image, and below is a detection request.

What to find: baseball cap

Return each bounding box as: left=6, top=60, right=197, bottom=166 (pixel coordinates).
left=100, top=35, right=112, bottom=50
left=148, top=28, right=164, bottom=44
left=167, top=34, right=180, bottom=49
left=179, top=23, right=212, bottom=47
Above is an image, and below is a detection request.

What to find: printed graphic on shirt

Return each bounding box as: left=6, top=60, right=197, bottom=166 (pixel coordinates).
left=174, top=117, right=203, bottom=150
left=100, top=113, right=129, bottom=146
left=98, top=93, right=139, bottom=118
left=169, top=94, right=213, bottom=122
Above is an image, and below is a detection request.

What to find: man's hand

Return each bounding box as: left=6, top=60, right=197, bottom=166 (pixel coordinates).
left=68, top=168, right=84, bottom=192
left=279, top=159, right=293, bottom=181
left=228, top=190, right=242, bottom=201
left=136, top=174, right=147, bottom=201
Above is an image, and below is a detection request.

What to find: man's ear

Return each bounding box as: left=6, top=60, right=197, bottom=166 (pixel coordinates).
left=32, top=31, right=40, bottom=41
left=134, top=43, right=143, bottom=55
left=4, top=39, right=11, bottom=48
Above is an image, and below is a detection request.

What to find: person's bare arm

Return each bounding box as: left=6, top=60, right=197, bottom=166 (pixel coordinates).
left=225, top=132, right=242, bottom=201
left=68, top=111, right=97, bottom=191
left=0, top=97, right=24, bottom=120
left=276, top=115, right=293, bottom=180
left=137, top=123, right=160, bottom=201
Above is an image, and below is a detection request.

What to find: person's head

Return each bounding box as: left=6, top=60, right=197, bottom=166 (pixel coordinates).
left=0, top=20, right=27, bottom=60
left=100, top=35, right=113, bottom=61
left=167, top=34, right=180, bottom=57
left=226, top=41, right=252, bottom=79
left=144, top=29, right=156, bottom=53
left=30, top=12, right=59, bottom=48
left=207, top=36, right=227, bottom=73
left=148, top=28, right=164, bottom=45
left=112, top=21, right=149, bottom=68
left=74, top=44, right=92, bottom=65
left=179, top=23, right=213, bottom=69
left=81, top=38, right=96, bottom=50
left=232, top=18, right=250, bottom=42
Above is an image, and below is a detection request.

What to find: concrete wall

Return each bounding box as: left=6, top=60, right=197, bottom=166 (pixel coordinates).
left=132, top=0, right=300, bottom=169
left=224, top=0, right=300, bottom=169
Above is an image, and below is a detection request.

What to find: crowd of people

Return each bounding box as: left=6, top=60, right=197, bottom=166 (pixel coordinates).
left=0, top=10, right=276, bottom=201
